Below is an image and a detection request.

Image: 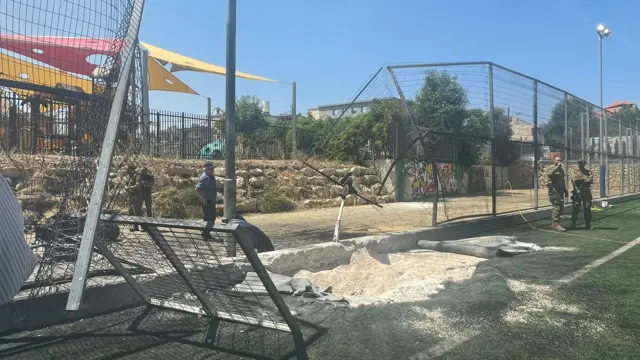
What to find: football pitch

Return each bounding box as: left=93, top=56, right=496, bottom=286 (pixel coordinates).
left=2, top=199, right=640, bottom=360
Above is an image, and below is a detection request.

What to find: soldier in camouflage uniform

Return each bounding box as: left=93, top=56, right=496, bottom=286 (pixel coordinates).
left=570, top=159, right=594, bottom=230
left=546, top=156, right=568, bottom=231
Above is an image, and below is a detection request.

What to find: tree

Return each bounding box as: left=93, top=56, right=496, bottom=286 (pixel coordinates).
left=325, top=99, right=404, bottom=161
left=542, top=97, right=596, bottom=151
left=493, top=108, right=516, bottom=166
left=236, top=96, right=267, bottom=135
left=457, top=108, right=491, bottom=167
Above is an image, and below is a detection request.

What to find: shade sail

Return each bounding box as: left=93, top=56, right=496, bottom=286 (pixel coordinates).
left=140, top=41, right=276, bottom=82
left=0, top=52, right=94, bottom=94
left=147, top=57, right=198, bottom=95
left=0, top=34, right=123, bottom=77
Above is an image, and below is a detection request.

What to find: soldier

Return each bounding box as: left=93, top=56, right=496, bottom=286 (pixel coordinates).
left=546, top=156, right=568, bottom=231
left=570, top=159, right=594, bottom=230
left=125, top=163, right=143, bottom=232
left=139, top=167, right=154, bottom=217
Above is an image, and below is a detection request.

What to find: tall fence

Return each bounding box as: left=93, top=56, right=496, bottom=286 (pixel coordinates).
left=305, top=62, right=640, bottom=224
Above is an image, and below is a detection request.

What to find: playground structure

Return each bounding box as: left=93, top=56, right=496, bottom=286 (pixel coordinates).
left=0, top=1, right=308, bottom=359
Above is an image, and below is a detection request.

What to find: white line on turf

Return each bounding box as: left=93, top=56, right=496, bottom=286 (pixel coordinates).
left=555, top=236, right=640, bottom=286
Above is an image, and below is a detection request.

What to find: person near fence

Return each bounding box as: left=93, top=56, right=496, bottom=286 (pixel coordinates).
left=0, top=173, right=37, bottom=305
left=139, top=167, right=154, bottom=217
left=546, top=156, right=568, bottom=231
left=196, top=161, right=217, bottom=237
left=126, top=163, right=143, bottom=232
left=570, top=159, right=593, bottom=230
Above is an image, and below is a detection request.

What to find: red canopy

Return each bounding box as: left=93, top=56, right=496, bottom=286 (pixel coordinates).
left=0, top=34, right=124, bottom=76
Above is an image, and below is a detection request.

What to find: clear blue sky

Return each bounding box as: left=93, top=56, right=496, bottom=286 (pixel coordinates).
left=141, top=0, right=640, bottom=116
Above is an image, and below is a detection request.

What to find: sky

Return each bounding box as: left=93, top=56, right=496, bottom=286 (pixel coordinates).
left=129, top=0, right=640, bottom=116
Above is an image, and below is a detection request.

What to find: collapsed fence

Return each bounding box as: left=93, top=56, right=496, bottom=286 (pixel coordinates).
left=301, top=61, right=640, bottom=225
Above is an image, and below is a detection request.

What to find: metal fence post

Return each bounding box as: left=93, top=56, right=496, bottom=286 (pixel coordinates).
left=291, top=81, right=297, bottom=158
left=533, top=80, right=539, bottom=209
left=180, top=112, right=186, bottom=158
left=155, top=111, right=160, bottom=156
left=488, top=64, right=496, bottom=216
left=580, top=112, right=585, bottom=162
left=631, top=124, right=640, bottom=192
left=586, top=104, right=591, bottom=167
left=207, top=97, right=212, bottom=145
left=564, top=93, right=569, bottom=193
left=619, top=119, right=623, bottom=195
left=141, top=49, right=151, bottom=154
left=223, top=0, right=238, bottom=257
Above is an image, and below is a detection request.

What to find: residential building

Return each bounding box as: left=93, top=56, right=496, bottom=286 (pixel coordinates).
left=511, top=117, right=534, bottom=142
left=307, top=99, right=377, bottom=120
left=605, top=100, right=637, bottom=113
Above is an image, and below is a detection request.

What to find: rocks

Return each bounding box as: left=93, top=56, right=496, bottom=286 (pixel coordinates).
left=236, top=169, right=248, bottom=178
left=265, top=169, right=278, bottom=178
left=249, top=176, right=266, bottom=189
left=361, top=174, right=379, bottom=186
left=320, top=168, right=336, bottom=177
left=238, top=199, right=259, bottom=213
left=1, top=156, right=393, bottom=215
left=1, top=167, right=24, bottom=179
left=294, top=176, right=309, bottom=187
left=166, top=167, right=194, bottom=177
left=300, top=167, right=315, bottom=177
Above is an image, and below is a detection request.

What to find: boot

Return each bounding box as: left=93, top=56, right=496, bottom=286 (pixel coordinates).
left=552, top=223, right=566, bottom=231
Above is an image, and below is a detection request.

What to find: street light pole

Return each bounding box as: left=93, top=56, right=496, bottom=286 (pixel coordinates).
left=597, top=23, right=610, bottom=197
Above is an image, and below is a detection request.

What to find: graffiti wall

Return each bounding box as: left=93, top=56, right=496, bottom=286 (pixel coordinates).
left=401, top=160, right=487, bottom=201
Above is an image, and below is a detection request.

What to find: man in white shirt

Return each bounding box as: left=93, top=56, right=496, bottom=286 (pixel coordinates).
left=0, top=173, right=37, bottom=305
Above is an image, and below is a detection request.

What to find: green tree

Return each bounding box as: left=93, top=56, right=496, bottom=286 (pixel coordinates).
left=236, top=95, right=267, bottom=135
left=492, top=108, right=516, bottom=166
left=457, top=108, right=491, bottom=166
left=411, top=70, right=468, bottom=160
left=325, top=99, right=404, bottom=161
left=542, top=97, right=596, bottom=151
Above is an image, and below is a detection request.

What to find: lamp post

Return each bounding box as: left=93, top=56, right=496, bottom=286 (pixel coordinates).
left=597, top=23, right=610, bottom=197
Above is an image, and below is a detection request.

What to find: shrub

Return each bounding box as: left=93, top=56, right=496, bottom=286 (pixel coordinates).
left=259, top=186, right=296, bottom=213
left=154, top=188, right=192, bottom=219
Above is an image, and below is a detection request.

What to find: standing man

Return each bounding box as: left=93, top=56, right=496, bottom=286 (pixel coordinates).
left=196, top=161, right=217, bottom=237
left=126, top=163, right=143, bottom=232
left=570, top=159, right=594, bottom=230
left=139, top=167, right=154, bottom=217
left=546, top=156, right=568, bottom=231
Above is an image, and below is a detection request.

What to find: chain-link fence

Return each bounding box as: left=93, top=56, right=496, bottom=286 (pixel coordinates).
left=302, top=62, right=640, bottom=226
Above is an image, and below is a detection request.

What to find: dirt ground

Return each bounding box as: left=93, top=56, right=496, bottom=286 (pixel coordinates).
left=246, top=190, right=543, bottom=249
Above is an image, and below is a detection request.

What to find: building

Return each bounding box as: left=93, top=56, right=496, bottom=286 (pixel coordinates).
left=511, top=117, right=534, bottom=142
left=605, top=100, right=637, bottom=113
left=307, top=99, right=378, bottom=120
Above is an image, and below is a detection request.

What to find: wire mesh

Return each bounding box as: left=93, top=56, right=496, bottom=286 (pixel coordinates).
left=0, top=0, right=145, bottom=311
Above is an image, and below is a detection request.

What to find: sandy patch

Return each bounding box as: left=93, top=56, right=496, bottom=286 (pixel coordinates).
left=294, top=248, right=485, bottom=307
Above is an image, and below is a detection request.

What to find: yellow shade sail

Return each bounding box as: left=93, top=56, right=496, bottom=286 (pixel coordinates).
left=147, top=57, right=199, bottom=95
left=140, top=41, right=276, bottom=82
left=0, top=52, right=94, bottom=94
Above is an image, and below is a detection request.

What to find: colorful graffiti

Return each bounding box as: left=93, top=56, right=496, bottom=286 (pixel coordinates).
left=402, top=160, right=488, bottom=200
left=403, top=160, right=461, bottom=200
